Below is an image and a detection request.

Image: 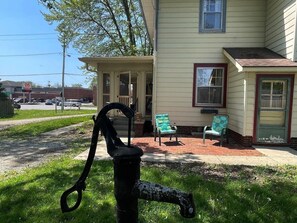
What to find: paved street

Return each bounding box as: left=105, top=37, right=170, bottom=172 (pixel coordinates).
left=17, top=103, right=97, bottom=110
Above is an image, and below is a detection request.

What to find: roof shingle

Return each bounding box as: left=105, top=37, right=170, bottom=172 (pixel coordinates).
left=223, top=47, right=297, bottom=67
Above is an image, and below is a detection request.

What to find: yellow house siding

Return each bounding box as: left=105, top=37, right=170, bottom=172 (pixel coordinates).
left=226, top=63, right=245, bottom=136
left=156, top=0, right=266, bottom=127
left=265, top=0, right=297, bottom=60
left=245, top=73, right=256, bottom=137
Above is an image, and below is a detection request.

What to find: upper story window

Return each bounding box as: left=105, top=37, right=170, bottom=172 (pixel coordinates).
left=199, top=0, right=226, bottom=33
left=193, top=63, right=227, bottom=107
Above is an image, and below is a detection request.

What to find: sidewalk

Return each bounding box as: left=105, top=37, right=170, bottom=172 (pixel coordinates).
left=75, top=137, right=297, bottom=166
left=0, top=121, right=93, bottom=174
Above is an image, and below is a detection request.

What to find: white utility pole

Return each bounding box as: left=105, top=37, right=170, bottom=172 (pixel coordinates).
left=61, top=38, right=66, bottom=112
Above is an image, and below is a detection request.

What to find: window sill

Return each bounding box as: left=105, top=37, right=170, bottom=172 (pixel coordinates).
left=200, top=108, right=219, bottom=114
left=199, top=29, right=226, bottom=33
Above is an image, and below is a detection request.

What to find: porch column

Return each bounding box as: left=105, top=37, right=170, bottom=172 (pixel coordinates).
left=139, top=72, right=146, bottom=116
left=110, top=71, right=116, bottom=104
left=97, top=65, right=103, bottom=110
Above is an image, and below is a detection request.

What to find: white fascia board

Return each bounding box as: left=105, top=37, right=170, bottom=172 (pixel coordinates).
left=223, top=49, right=244, bottom=72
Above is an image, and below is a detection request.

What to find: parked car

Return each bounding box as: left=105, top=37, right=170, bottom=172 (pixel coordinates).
left=51, top=98, right=61, bottom=105
left=79, top=98, right=90, bottom=103
left=45, top=99, right=53, bottom=105
left=63, top=99, right=81, bottom=107
left=12, top=101, right=21, bottom=109
left=14, top=97, right=28, bottom=103
left=37, top=98, right=45, bottom=102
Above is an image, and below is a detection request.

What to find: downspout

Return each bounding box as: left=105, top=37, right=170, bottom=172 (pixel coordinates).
left=243, top=75, right=247, bottom=137
left=293, top=2, right=297, bottom=61
left=152, top=0, right=159, bottom=123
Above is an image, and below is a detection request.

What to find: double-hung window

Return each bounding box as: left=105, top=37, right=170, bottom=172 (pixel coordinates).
left=193, top=64, right=227, bottom=107
left=199, top=0, right=226, bottom=33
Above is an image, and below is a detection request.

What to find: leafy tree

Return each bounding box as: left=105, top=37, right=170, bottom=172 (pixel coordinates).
left=86, top=75, right=97, bottom=89
left=39, top=0, right=152, bottom=56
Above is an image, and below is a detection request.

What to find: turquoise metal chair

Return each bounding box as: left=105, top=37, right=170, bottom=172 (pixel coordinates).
left=203, top=115, right=229, bottom=147
left=154, top=114, right=178, bottom=146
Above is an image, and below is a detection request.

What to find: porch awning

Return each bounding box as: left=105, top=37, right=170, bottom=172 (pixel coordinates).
left=223, top=47, right=297, bottom=72
left=79, top=56, right=154, bottom=68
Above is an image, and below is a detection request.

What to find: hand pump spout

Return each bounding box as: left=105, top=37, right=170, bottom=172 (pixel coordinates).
left=133, top=180, right=195, bottom=218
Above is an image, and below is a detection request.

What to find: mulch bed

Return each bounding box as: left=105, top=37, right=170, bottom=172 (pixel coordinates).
left=132, top=136, right=263, bottom=156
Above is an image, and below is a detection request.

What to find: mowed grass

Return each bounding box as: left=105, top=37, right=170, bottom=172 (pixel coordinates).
left=0, top=156, right=296, bottom=223
left=0, top=111, right=297, bottom=222
left=0, top=116, right=93, bottom=138
left=0, top=109, right=96, bottom=120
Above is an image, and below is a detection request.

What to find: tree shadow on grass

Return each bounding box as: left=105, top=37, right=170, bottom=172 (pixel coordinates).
left=0, top=160, right=297, bottom=223
left=0, top=160, right=115, bottom=223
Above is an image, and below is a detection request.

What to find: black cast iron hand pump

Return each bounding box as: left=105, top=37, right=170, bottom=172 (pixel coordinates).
left=60, top=103, right=195, bottom=222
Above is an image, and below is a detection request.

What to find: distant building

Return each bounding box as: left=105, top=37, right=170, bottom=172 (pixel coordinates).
left=1, top=81, right=93, bottom=103
left=1, top=81, right=23, bottom=99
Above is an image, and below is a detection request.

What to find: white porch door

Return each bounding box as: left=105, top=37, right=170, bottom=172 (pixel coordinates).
left=117, top=72, right=137, bottom=110
left=255, top=76, right=293, bottom=144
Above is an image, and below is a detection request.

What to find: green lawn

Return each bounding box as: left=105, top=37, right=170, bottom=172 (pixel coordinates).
left=0, top=109, right=96, bottom=120
left=0, top=113, right=296, bottom=222
left=0, top=154, right=296, bottom=223
left=0, top=116, right=93, bottom=138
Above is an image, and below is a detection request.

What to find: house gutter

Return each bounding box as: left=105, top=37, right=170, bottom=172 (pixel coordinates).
left=293, top=2, right=297, bottom=61
left=240, top=67, right=297, bottom=73
left=152, top=0, right=159, bottom=122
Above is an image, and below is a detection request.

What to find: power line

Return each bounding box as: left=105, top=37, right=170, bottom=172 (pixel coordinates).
left=0, top=32, right=104, bottom=37
left=0, top=73, right=60, bottom=77
left=0, top=37, right=57, bottom=41
left=0, top=73, right=85, bottom=77
left=0, top=33, right=57, bottom=37
left=0, top=53, right=61, bottom=57
left=66, top=73, right=86, bottom=76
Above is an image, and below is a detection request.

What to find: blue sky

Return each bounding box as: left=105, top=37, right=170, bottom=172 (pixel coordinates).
left=0, top=0, right=89, bottom=88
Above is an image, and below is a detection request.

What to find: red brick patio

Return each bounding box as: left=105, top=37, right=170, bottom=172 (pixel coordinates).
left=132, top=136, right=263, bottom=156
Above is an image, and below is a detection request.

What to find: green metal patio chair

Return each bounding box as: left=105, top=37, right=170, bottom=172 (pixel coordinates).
left=154, top=113, right=178, bottom=146
left=203, top=115, right=229, bottom=147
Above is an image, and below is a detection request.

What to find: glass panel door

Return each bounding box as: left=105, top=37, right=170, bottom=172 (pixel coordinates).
left=103, top=73, right=110, bottom=106
left=118, top=72, right=137, bottom=108
left=256, top=78, right=291, bottom=144
left=119, top=73, right=131, bottom=107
